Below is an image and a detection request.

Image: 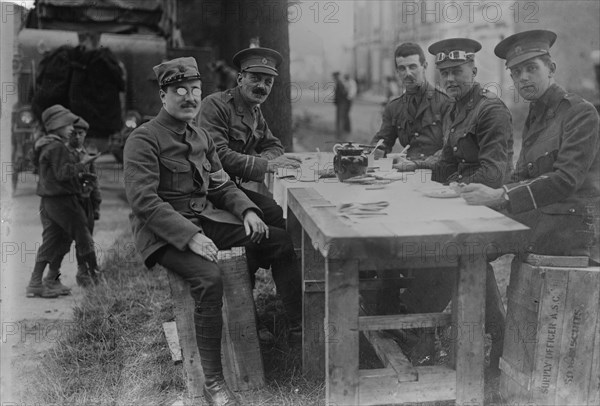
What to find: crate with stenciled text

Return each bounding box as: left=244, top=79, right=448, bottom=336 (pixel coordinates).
left=500, top=255, right=600, bottom=405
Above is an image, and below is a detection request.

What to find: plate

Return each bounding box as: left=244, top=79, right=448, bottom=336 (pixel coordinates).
left=420, top=187, right=460, bottom=198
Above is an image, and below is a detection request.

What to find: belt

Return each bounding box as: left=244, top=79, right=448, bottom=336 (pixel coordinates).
left=167, top=196, right=207, bottom=214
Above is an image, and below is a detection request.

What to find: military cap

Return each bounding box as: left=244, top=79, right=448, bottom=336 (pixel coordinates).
left=428, top=38, right=482, bottom=69
left=494, top=30, right=557, bottom=68
left=153, top=57, right=202, bottom=87
left=232, top=47, right=282, bottom=76
left=42, top=105, right=79, bottom=132
left=74, top=116, right=89, bottom=131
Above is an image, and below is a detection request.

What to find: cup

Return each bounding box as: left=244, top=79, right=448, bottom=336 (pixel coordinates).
left=376, top=158, right=393, bottom=172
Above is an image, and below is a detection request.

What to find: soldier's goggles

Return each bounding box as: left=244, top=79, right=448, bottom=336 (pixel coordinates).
left=435, top=50, right=475, bottom=63
left=175, top=87, right=202, bottom=97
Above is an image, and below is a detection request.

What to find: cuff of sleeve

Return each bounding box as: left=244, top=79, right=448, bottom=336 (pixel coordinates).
left=504, top=182, right=536, bottom=214
left=244, top=156, right=268, bottom=182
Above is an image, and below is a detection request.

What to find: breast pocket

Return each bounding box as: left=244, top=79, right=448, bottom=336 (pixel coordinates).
left=158, top=156, right=192, bottom=192
left=395, top=117, right=412, bottom=145
left=526, top=134, right=559, bottom=177
left=456, top=123, right=480, bottom=162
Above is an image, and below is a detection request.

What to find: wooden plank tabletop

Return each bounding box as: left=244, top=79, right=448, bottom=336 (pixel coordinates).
left=287, top=180, right=529, bottom=259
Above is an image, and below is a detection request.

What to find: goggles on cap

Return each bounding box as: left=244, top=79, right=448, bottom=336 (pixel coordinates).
left=435, top=50, right=474, bottom=63
left=175, top=87, right=202, bottom=97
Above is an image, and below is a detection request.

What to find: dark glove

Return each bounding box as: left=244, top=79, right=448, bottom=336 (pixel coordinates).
left=94, top=211, right=100, bottom=220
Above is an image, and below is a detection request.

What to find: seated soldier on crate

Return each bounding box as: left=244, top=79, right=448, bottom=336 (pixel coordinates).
left=458, top=30, right=600, bottom=264
left=123, top=57, right=302, bottom=406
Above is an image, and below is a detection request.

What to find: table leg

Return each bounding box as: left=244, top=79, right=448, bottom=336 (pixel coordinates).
left=326, top=258, right=359, bottom=406
left=452, top=254, right=486, bottom=405
left=302, top=230, right=325, bottom=378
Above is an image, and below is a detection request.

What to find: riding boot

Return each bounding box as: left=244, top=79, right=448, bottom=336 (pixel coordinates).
left=194, top=302, right=239, bottom=405
left=75, top=255, right=93, bottom=287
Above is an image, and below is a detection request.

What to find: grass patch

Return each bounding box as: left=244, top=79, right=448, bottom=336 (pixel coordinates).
left=32, top=231, right=325, bottom=405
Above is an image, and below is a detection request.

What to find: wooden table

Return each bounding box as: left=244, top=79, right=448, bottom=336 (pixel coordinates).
left=276, top=168, right=529, bottom=405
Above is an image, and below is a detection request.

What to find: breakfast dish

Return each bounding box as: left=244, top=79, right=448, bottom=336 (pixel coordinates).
left=420, top=186, right=460, bottom=198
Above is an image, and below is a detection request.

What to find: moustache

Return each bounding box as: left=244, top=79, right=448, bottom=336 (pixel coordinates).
left=253, top=88, right=268, bottom=96
left=181, top=102, right=197, bottom=108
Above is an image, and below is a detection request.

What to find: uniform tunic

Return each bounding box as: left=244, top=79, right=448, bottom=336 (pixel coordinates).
left=432, top=83, right=514, bottom=188
left=199, top=87, right=284, bottom=183
left=124, top=108, right=260, bottom=266
left=504, top=84, right=600, bottom=260
left=371, top=81, right=451, bottom=162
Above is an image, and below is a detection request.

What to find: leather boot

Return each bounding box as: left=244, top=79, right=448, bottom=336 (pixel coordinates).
left=203, top=375, right=240, bottom=406
left=26, top=261, right=61, bottom=298
left=44, top=267, right=71, bottom=295
left=43, top=276, right=72, bottom=295
left=76, top=263, right=93, bottom=287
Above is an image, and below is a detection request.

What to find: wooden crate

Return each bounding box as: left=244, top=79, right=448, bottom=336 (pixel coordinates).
left=500, top=258, right=600, bottom=405
left=162, top=247, right=264, bottom=401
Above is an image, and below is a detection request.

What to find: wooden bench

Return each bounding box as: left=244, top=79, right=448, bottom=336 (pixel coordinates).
left=160, top=247, right=265, bottom=402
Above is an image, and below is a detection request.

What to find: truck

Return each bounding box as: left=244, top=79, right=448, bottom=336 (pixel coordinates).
left=11, top=0, right=215, bottom=190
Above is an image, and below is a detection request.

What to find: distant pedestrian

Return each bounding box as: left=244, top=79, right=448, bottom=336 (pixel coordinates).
left=332, top=71, right=349, bottom=139
left=384, top=75, right=400, bottom=104
left=26, top=105, right=100, bottom=298
left=343, top=73, right=357, bottom=133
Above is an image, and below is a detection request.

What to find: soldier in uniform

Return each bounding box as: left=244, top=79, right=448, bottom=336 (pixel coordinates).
left=395, top=39, right=513, bottom=369
left=460, top=30, right=600, bottom=263
left=371, top=42, right=452, bottom=168
left=199, top=47, right=301, bottom=230
left=27, top=105, right=100, bottom=298
left=124, top=57, right=301, bottom=406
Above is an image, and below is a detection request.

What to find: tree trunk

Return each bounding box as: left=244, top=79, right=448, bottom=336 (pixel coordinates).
left=177, top=0, right=293, bottom=151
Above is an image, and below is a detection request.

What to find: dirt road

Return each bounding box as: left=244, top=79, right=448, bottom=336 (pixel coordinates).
left=1, top=157, right=131, bottom=403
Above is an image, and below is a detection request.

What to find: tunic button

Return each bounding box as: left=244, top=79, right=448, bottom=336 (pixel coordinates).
left=458, top=175, right=463, bottom=179
left=527, top=245, right=534, bottom=251
left=450, top=128, right=455, bottom=133
left=420, top=153, right=425, bottom=158
left=527, top=163, right=533, bottom=169
left=453, top=146, right=458, bottom=152
left=461, top=159, right=466, bottom=163
left=569, top=208, right=576, bottom=213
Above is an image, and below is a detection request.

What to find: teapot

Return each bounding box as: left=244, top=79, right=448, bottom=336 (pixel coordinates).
left=333, top=142, right=368, bottom=181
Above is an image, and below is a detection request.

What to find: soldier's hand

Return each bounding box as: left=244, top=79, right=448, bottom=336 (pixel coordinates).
left=392, top=156, right=417, bottom=172
left=188, top=233, right=218, bottom=262
left=267, top=155, right=302, bottom=173
left=243, top=210, right=269, bottom=244
left=372, top=148, right=385, bottom=160
left=93, top=211, right=100, bottom=220
left=458, top=183, right=505, bottom=207
left=81, top=153, right=101, bottom=166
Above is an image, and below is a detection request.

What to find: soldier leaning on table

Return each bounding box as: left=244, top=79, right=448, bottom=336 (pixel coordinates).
left=395, top=39, right=514, bottom=370
left=123, top=57, right=302, bottom=406
left=26, top=105, right=100, bottom=298
left=459, top=30, right=600, bottom=264
left=199, top=47, right=302, bottom=230
left=371, top=42, right=452, bottom=168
